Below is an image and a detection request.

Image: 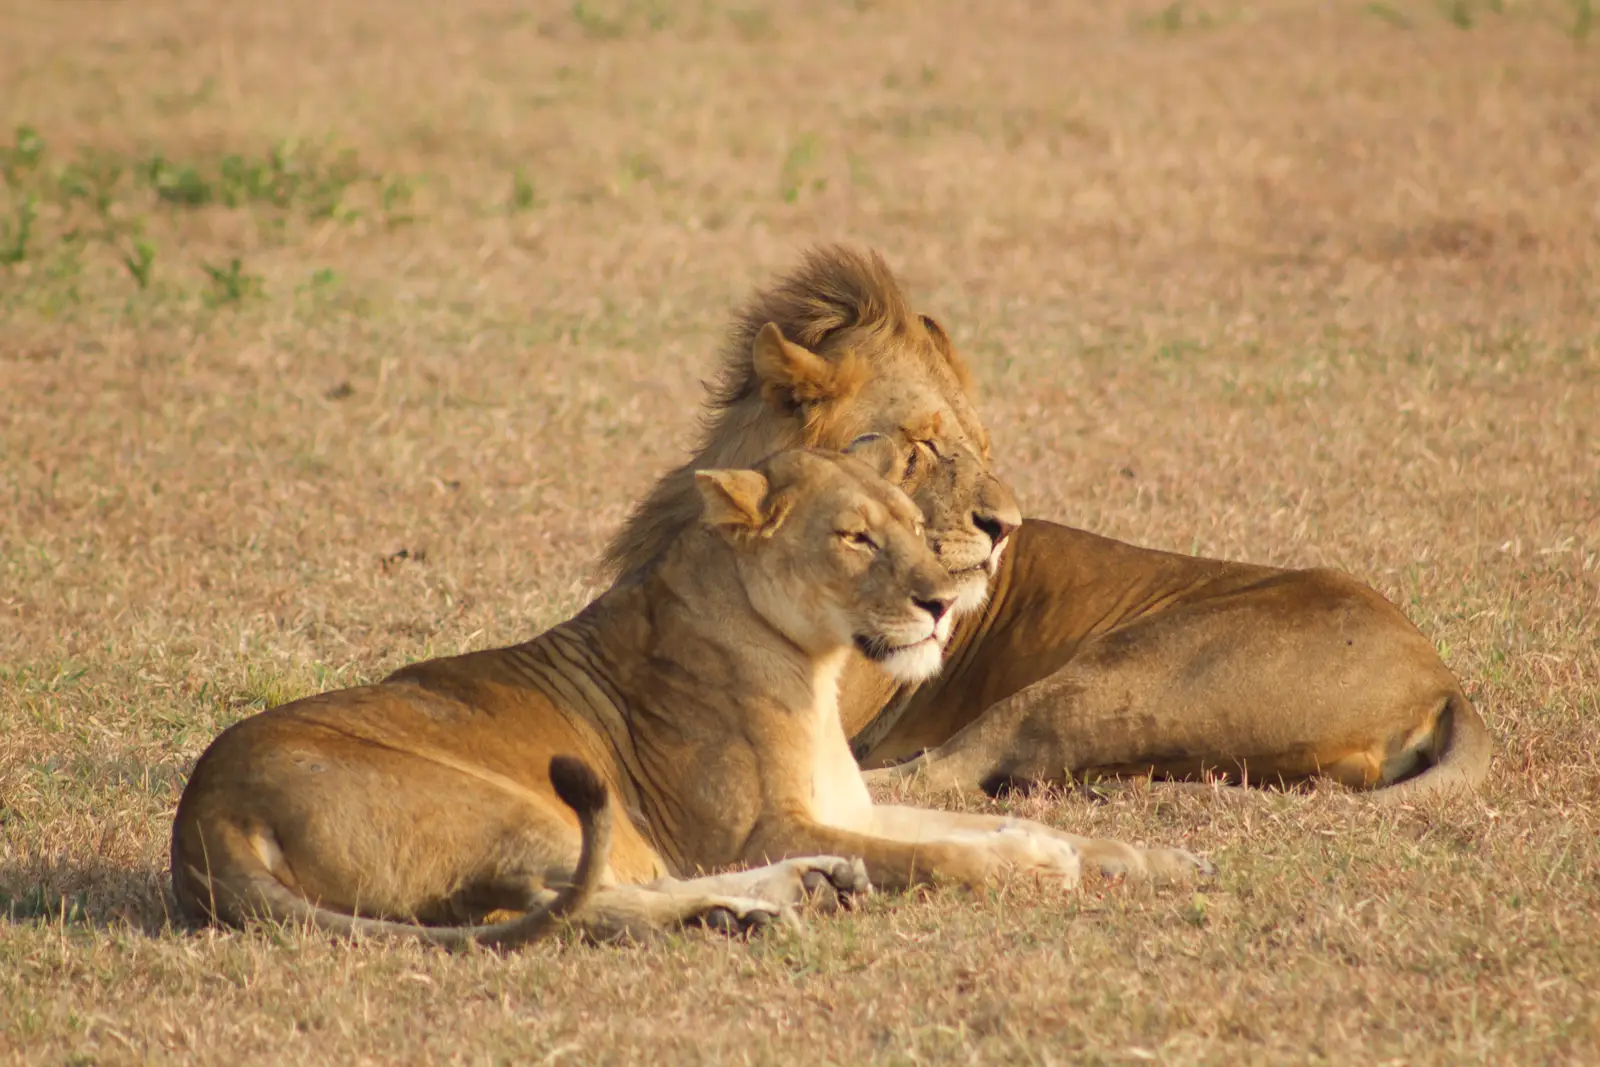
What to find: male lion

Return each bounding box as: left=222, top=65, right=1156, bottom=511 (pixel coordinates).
left=604, top=246, right=1491, bottom=801
left=172, top=444, right=1205, bottom=946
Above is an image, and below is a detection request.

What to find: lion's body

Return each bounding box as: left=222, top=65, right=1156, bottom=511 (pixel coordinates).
left=852, top=520, right=1490, bottom=798
left=607, top=246, right=1491, bottom=802
left=173, top=448, right=1202, bottom=944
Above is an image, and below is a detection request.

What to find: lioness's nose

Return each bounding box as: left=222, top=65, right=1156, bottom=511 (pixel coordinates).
left=972, top=510, right=1018, bottom=547
left=913, top=595, right=953, bottom=623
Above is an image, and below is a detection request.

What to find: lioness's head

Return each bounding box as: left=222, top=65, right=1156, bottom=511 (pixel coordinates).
left=607, top=246, right=1020, bottom=619
left=694, top=439, right=959, bottom=684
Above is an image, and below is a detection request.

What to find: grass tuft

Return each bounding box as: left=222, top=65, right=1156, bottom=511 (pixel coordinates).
left=1574, top=0, right=1594, bottom=41
left=201, top=257, right=263, bottom=305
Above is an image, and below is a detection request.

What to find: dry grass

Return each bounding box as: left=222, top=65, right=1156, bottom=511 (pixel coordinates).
left=3, top=0, right=1598, bottom=1063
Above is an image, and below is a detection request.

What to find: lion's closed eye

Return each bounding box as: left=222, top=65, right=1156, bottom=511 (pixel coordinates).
left=837, top=529, right=879, bottom=552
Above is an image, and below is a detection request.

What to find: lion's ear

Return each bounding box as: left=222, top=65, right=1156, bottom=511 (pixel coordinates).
left=694, top=468, right=777, bottom=535
left=919, top=313, right=974, bottom=396
left=751, top=322, right=863, bottom=409
left=844, top=433, right=903, bottom=483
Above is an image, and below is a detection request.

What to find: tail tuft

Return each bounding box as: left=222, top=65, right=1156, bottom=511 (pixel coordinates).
left=549, top=754, right=608, bottom=815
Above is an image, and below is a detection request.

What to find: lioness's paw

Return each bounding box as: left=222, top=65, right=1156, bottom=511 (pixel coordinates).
left=1000, top=828, right=1082, bottom=883
left=794, top=856, right=871, bottom=913
left=1084, top=843, right=1215, bottom=883
left=1143, top=846, right=1215, bottom=881
left=689, top=896, right=797, bottom=937
left=953, top=825, right=1083, bottom=886
left=707, top=857, right=872, bottom=911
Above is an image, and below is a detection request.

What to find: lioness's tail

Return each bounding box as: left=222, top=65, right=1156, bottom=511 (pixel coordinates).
left=1372, top=690, right=1492, bottom=804
left=181, top=755, right=612, bottom=949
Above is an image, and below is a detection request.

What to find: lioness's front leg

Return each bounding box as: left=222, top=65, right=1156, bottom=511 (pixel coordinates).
left=573, top=858, right=869, bottom=941
left=864, top=804, right=1212, bottom=882
left=576, top=885, right=794, bottom=942
left=667, top=856, right=871, bottom=912
left=743, top=818, right=1082, bottom=893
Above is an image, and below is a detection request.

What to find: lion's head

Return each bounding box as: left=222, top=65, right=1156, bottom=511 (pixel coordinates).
left=606, top=245, right=1019, bottom=618
left=694, top=440, right=958, bottom=683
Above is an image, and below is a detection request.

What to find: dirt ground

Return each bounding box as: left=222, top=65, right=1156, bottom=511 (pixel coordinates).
left=2, top=1, right=1597, bottom=1063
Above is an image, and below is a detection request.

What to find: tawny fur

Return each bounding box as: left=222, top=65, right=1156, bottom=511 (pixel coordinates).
left=607, top=244, right=1491, bottom=801
left=172, top=445, right=1206, bottom=948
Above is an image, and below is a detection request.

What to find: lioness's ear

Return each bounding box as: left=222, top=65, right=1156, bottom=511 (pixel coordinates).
left=751, top=322, right=864, bottom=410
left=844, top=433, right=903, bottom=483
left=695, top=469, right=776, bottom=534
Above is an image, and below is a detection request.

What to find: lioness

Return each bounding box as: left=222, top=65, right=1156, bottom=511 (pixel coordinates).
left=172, top=444, right=1205, bottom=945
left=604, top=246, right=1491, bottom=801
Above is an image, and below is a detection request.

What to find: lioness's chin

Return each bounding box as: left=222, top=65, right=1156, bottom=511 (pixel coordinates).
left=879, top=639, right=945, bottom=684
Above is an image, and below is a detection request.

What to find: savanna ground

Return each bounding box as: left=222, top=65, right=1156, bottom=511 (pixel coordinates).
left=2, top=0, right=1598, bottom=1063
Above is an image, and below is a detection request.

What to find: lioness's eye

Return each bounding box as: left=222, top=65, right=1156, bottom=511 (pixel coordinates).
left=905, top=440, right=934, bottom=481
left=837, top=530, right=878, bottom=551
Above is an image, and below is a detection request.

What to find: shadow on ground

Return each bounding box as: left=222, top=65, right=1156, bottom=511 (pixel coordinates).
left=0, top=858, right=181, bottom=936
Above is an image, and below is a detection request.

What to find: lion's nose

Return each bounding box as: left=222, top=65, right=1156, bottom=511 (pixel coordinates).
left=972, top=511, right=1018, bottom=548
left=913, top=595, right=953, bottom=623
